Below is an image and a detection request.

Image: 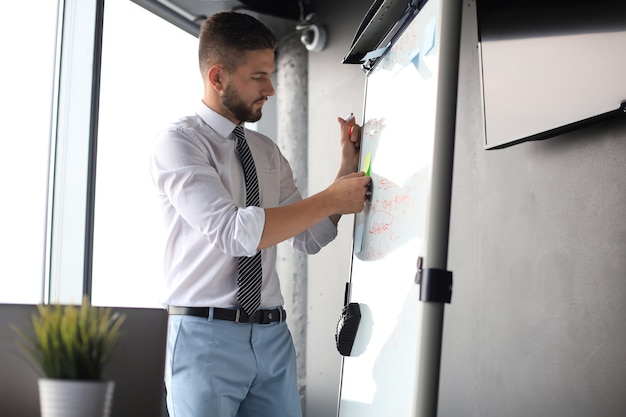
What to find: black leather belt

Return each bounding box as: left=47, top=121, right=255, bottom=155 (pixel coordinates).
left=167, top=306, right=286, bottom=324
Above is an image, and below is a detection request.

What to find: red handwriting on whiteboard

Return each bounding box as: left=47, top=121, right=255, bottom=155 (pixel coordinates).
left=363, top=118, right=385, bottom=143
left=360, top=171, right=426, bottom=260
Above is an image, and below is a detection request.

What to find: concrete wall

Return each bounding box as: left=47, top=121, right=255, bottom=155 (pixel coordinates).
left=439, top=1, right=626, bottom=416
left=307, top=0, right=626, bottom=416
left=276, top=31, right=310, bottom=404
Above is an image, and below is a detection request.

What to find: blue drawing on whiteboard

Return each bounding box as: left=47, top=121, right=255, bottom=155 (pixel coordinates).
left=423, top=16, right=437, bottom=56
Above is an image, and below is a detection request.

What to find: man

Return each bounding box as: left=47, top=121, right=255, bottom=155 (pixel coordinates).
left=149, top=11, right=370, bottom=417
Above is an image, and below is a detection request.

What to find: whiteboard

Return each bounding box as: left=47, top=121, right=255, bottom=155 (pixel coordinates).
left=338, top=0, right=447, bottom=415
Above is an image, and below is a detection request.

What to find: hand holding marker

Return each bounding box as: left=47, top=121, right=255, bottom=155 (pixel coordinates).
left=346, top=113, right=372, bottom=177
left=345, top=113, right=373, bottom=200
left=345, top=112, right=355, bottom=136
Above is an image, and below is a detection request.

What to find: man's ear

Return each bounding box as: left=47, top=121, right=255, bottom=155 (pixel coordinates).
left=207, top=65, right=225, bottom=93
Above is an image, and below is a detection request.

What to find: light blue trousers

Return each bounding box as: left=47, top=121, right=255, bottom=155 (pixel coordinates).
left=164, top=313, right=302, bottom=417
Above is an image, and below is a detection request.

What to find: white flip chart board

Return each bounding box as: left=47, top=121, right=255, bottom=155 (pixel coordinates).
left=338, top=0, right=459, bottom=415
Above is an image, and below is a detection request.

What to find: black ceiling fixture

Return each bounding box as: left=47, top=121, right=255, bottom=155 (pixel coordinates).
left=237, top=0, right=310, bottom=22
left=132, top=0, right=314, bottom=38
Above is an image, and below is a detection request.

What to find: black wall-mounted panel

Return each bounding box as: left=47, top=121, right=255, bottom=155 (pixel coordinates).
left=477, top=0, right=626, bottom=149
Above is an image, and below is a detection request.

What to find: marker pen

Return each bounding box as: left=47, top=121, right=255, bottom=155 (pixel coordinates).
left=345, top=113, right=355, bottom=135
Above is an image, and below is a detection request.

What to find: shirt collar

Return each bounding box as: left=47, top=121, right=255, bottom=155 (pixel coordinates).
left=196, top=101, right=241, bottom=139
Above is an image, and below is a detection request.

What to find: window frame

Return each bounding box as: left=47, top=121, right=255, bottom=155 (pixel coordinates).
left=46, top=0, right=104, bottom=304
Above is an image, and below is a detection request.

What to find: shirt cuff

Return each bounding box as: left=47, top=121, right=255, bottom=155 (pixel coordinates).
left=307, top=216, right=338, bottom=248
left=236, top=206, right=266, bottom=256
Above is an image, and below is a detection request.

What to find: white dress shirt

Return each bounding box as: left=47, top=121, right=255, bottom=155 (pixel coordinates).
left=150, top=102, right=338, bottom=308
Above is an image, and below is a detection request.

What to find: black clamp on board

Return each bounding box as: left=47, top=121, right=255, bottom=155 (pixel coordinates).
left=415, top=256, right=453, bottom=304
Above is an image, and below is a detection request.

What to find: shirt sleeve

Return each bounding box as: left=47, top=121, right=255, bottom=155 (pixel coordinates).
left=291, top=216, right=339, bottom=254
left=276, top=149, right=338, bottom=254
left=149, top=127, right=264, bottom=257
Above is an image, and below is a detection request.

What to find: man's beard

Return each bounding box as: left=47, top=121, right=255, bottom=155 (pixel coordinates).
left=223, top=84, right=264, bottom=123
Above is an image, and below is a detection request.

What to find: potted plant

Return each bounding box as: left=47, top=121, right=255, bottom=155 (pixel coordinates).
left=12, top=296, right=126, bottom=417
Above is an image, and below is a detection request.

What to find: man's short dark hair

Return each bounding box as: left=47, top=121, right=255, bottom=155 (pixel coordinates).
left=199, top=11, right=278, bottom=76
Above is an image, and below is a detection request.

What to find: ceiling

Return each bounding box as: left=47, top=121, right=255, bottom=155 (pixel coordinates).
left=131, top=0, right=315, bottom=38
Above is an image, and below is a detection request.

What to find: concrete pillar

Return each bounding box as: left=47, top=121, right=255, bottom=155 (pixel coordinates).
left=276, top=32, right=309, bottom=407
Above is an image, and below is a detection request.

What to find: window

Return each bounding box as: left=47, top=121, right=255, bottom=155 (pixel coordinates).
left=0, top=1, right=59, bottom=304
left=0, top=0, right=205, bottom=307
left=91, top=0, right=202, bottom=307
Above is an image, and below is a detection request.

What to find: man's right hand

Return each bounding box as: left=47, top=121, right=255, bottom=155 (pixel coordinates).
left=326, top=171, right=372, bottom=215
left=260, top=171, right=372, bottom=249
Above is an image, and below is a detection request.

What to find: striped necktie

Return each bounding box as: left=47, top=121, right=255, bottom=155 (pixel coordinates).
left=233, top=125, right=263, bottom=315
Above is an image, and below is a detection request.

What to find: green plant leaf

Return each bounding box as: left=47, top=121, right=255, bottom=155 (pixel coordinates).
left=10, top=296, right=126, bottom=380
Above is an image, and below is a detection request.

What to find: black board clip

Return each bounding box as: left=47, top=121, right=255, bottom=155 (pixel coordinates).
left=415, top=256, right=453, bottom=304
left=342, top=0, right=427, bottom=71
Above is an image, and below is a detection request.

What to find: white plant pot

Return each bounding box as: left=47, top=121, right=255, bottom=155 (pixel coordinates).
left=39, top=378, right=114, bottom=417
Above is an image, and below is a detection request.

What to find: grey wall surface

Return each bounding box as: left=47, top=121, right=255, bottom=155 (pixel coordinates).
left=439, top=1, right=626, bottom=416
left=307, top=0, right=626, bottom=416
